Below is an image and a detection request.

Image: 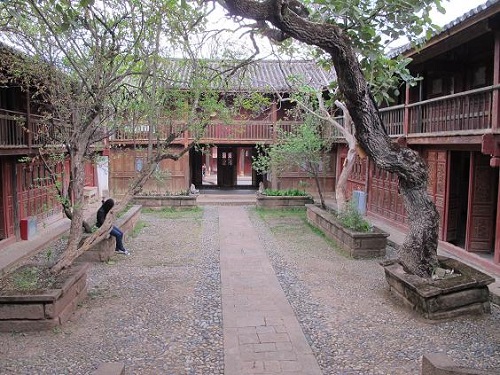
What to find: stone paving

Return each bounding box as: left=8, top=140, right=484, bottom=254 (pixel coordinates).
left=220, top=206, right=321, bottom=374
left=0, top=205, right=499, bottom=374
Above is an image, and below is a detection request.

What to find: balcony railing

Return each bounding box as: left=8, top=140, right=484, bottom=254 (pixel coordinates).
left=407, top=85, right=497, bottom=134
left=0, top=109, right=65, bottom=148
left=0, top=109, right=29, bottom=147
left=377, top=85, right=498, bottom=137
left=379, top=105, right=405, bottom=136
left=3, top=85, right=498, bottom=148
left=112, top=120, right=303, bottom=143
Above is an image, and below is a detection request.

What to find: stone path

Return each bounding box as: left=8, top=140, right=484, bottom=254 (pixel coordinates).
left=220, top=206, right=322, bottom=375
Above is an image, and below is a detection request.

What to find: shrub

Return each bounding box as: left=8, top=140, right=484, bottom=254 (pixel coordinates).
left=335, top=202, right=372, bottom=232
left=262, top=188, right=309, bottom=197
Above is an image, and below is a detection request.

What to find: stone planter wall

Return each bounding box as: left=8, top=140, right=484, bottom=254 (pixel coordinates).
left=132, top=195, right=197, bottom=208
left=256, top=194, right=314, bottom=208
left=381, top=257, right=495, bottom=320
left=306, top=204, right=388, bottom=258
left=77, top=205, right=142, bottom=263
left=0, top=263, right=89, bottom=332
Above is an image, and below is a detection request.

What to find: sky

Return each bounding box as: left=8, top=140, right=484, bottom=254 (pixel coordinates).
left=432, top=0, right=491, bottom=26
left=202, top=0, right=493, bottom=59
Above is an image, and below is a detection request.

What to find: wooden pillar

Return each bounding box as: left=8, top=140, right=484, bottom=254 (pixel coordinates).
left=492, top=30, right=500, bottom=131
left=403, top=82, right=410, bottom=136
left=12, top=161, right=20, bottom=239
left=494, top=148, right=500, bottom=263
left=271, top=100, right=279, bottom=189
left=26, top=87, right=32, bottom=149
left=491, top=30, right=500, bottom=262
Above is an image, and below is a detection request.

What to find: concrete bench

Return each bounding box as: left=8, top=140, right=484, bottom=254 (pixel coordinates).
left=93, top=362, right=125, bottom=375
left=77, top=205, right=142, bottom=262
left=421, top=353, right=498, bottom=375
left=83, top=187, right=98, bottom=203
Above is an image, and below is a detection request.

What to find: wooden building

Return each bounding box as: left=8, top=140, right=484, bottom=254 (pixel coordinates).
left=108, top=60, right=337, bottom=196
left=0, top=45, right=100, bottom=250
left=339, top=0, right=500, bottom=272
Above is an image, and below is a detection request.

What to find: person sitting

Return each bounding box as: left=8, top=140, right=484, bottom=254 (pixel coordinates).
left=96, top=198, right=129, bottom=255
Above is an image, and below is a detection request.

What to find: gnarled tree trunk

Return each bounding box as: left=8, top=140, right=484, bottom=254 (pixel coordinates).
left=223, top=0, right=439, bottom=277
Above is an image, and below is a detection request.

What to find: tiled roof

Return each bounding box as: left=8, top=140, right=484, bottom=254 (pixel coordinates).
left=162, top=59, right=336, bottom=92
left=388, top=0, right=500, bottom=58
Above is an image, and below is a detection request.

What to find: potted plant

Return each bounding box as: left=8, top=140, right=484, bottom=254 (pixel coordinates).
left=256, top=188, right=314, bottom=208
left=133, top=189, right=198, bottom=208
left=306, top=202, right=389, bottom=258
left=0, top=242, right=89, bottom=332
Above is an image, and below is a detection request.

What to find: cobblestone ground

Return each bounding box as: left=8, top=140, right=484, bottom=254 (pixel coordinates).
left=248, top=207, right=500, bottom=375
left=0, top=206, right=499, bottom=374
left=0, top=207, right=223, bottom=375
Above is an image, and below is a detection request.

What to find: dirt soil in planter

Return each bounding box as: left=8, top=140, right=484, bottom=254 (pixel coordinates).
left=0, top=238, right=67, bottom=294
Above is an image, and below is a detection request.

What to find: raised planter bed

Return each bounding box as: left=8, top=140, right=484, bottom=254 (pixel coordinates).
left=0, top=262, right=89, bottom=332
left=77, top=205, right=142, bottom=263
left=306, top=204, right=388, bottom=258
left=381, top=257, right=495, bottom=320
left=256, top=193, right=314, bottom=208
left=132, top=195, right=197, bottom=208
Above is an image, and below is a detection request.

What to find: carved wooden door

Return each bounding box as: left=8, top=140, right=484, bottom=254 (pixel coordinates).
left=425, top=150, right=447, bottom=240
left=218, top=147, right=236, bottom=188
left=466, top=152, right=496, bottom=252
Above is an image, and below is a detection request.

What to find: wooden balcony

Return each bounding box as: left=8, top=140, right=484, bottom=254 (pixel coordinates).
left=379, top=85, right=499, bottom=139
left=380, top=105, right=405, bottom=136
left=111, top=120, right=303, bottom=145
left=4, top=85, right=498, bottom=150
left=0, top=109, right=62, bottom=150
left=408, top=85, right=497, bottom=135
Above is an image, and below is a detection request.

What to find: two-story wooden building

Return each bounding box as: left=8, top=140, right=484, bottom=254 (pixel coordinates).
left=339, top=0, right=500, bottom=272
left=0, top=44, right=100, bottom=250
left=108, top=60, right=337, bottom=196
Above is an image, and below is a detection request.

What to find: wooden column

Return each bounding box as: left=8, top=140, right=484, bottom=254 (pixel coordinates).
left=403, top=82, right=410, bottom=136
left=492, top=30, right=500, bottom=131
left=495, top=169, right=500, bottom=263
left=26, top=87, right=32, bottom=148
left=493, top=30, right=500, bottom=263
left=271, top=100, right=278, bottom=189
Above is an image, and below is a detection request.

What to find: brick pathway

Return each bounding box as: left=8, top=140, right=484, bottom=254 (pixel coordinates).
left=219, top=206, right=322, bottom=375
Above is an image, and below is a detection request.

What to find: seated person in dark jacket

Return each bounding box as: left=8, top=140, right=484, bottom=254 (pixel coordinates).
left=96, top=198, right=129, bottom=255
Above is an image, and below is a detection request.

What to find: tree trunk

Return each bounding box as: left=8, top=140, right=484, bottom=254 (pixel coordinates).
left=335, top=146, right=356, bottom=212
left=223, top=0, right=439, bottom=278
left=51, top=148, right=86, bottom=274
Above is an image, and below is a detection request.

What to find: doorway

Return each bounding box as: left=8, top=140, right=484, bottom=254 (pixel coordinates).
left=446, top=151, right=470, bottom=248
left=192, top=145, right=261, bottom=189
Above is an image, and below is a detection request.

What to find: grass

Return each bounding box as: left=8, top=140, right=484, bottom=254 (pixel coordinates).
left=8, top=265, right=56, bottom=292
left=12, top=266, right=39, bottom=291
left=142, top=206, right=203, bottom=219
left=129, top=220, right=147, bottom=238
left=254, top=206, right=307, bottom=219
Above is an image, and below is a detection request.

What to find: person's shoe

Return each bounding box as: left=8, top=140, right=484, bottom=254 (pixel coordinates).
left=115, top=249, right=128, bottom=255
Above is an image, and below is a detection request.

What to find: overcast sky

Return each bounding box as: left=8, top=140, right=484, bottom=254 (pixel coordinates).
left=432, top=0, right=491, bottom=26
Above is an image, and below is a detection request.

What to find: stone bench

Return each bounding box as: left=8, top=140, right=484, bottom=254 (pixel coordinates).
left=83, top=187, right=98, bottom=204
left=93, top=362, right=125, bottom=375
left=77, top=205, right=142, bottom=263
left=421, top=353, right=498, bottom=374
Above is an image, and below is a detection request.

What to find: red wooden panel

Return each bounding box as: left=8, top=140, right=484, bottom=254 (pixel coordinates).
left=424, top=150, right=448, bottom=240
left=368, top=163, right=405, bottom=224
left=467, top=153, right=496, bottom=252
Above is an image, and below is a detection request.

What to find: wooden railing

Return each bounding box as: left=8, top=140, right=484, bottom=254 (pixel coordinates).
left=380, top=105, right=405, bottom=136
left=407, top=85, right=497, bottom=134
left=0, top=109, right=66, bottom=148
left=0, top=109, right=28, bottom=147
left=112, top=120, right=303, bottom=143
left=3, top=85, right=498, bottom=148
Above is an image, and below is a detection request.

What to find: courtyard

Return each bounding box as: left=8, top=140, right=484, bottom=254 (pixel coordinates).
left=0, top=206, right=498, bottom=374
